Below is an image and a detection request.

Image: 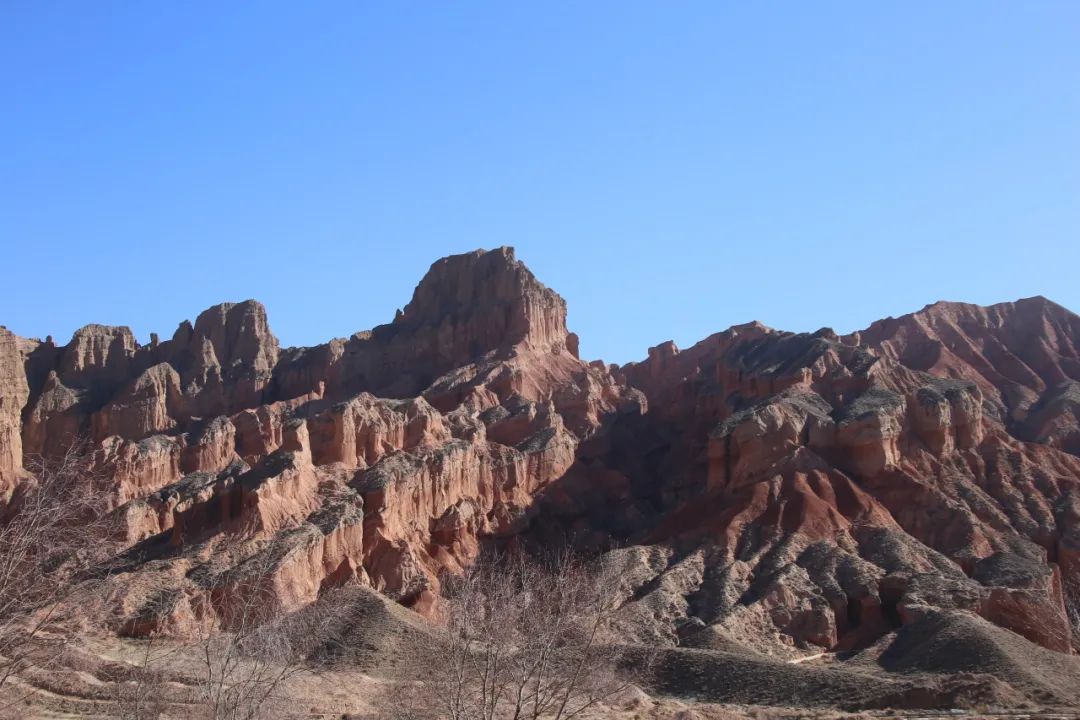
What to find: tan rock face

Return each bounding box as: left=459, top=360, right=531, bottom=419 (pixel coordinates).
left=179, top=415, right=239, bottom=474
left=22, top=371, right=84, bottom=458
left=356, top=419, right=577, bottom=602
left=173, top=300, right=281, bottom=418
left=308, top=394, right=449, bottom=468
left=92, top=363, right=182, bottom=441
left=0, top=328, right=30, bottom=498
left=59, top=324, right=138, bottom=389
left=96, top=435, right=182, bottom=506
left=3, top=254, right=1080, bottom=659
left=395, top=247, right=570, bottom=363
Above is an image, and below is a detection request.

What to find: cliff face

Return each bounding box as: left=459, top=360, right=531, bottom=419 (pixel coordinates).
left=0, top=328, right=30, bottom=500
left=4, top=249, right=1080, bottom=658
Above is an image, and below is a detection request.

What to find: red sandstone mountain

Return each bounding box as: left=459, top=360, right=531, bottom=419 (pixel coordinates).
left=2, top=247, right=1079, bottom=668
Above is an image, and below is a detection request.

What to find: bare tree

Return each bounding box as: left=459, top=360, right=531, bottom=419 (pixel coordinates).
left=190, top=538, right=316, bottom=720
left=109, top=632, right=183, bottom=720
left=1064, top=563, right=1080, bottom=652
left=105, top=535, right=332, bottom=720
left=389, top=549, right=637, bottom=720
left=0, top=442, right=336, bottom=718
left=0, top=442, right=115, bottom=691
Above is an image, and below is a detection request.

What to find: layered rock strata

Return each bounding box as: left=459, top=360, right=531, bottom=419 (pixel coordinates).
left=2, top=249, right=1079, bottom=659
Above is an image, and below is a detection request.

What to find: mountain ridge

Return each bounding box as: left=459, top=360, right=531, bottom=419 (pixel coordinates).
left=2, top=247, right=1079, bottom=682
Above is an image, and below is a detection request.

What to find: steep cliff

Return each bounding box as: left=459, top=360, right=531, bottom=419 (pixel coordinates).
left=0, top=327, right=30, bottom=500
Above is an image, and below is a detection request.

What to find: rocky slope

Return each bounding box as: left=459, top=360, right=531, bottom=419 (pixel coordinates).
left=2, top=247, right=1079, bottom=666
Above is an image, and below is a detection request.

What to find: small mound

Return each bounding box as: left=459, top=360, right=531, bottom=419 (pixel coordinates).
left=635, top=607, right=1080, bottom=714
left=864, top=609, right=1080, bottom=707
left=678, top=625, right=767, bottom=656
left=632, top=645, right=1010, bottom=711
left=301, top=585, right=438, bottom=673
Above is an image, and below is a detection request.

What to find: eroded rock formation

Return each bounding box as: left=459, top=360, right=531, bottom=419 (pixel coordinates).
left=3, top=248, right=1080, bottom=659
left=0, top=327, right=30, bottom=500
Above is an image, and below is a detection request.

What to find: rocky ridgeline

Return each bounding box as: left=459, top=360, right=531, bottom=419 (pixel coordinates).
left=2, top=247, right=1080, bottom=659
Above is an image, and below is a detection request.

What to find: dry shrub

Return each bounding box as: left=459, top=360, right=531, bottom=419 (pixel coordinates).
left=110, top=534, right=341, bottom=720
left=386, top=548, right=641, bottom=720
left=0, top=442, right=116, bottom=691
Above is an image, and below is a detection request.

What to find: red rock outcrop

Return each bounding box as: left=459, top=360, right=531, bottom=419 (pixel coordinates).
left=851, top=297, right=1080, bottom=425
left=563, top=299, right=1080, bottom=656
left=92, top=363, right=182, bottom=441
left=58, top=324, right=138, bottom=390
left=0, top=248, right=635, bottom=636
left=308, top=395, right=449, bottom=468
left=0, top=328, right=29, bottom=499
left=173, top=300, right=281, bottom=417
left=96, top=435, right=182, bottom=506
left=394, top=247, right=572, bottom=365
left=358, top=417, right=577, bottom=604
left=22, top=371, right=88, bottom=460
left=3, top=252, right=1080, bottom=661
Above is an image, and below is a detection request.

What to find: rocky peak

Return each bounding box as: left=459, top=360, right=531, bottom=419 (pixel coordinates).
left=144, top=300, right=283, bottom=417
left=58, top=323, right=138, bottom=389
left=395, top=247, right=570, bottom=362
left=187, top=300, right=280, bottom=374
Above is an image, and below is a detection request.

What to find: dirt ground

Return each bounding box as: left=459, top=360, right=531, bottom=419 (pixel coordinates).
left=2, top=629, right=1079, bottom=720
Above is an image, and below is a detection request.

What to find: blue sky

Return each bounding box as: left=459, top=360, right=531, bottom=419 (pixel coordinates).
left=3, top=2, right=1078, bottom=364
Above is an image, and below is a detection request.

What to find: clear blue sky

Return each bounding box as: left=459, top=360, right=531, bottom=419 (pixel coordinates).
left=3, top=3, right=1078, bottom=364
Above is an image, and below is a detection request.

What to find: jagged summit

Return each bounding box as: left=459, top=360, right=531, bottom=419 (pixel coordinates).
left=392, top=246, right=572, bottom=364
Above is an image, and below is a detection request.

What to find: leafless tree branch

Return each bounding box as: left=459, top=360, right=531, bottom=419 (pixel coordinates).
left=384, top=548, right=640, bottom=720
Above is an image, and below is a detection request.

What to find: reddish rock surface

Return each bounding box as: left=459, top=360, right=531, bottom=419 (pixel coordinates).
left=0, top=327, right=30, bottom=500
left=3, top=248, right=1080, bottom=658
